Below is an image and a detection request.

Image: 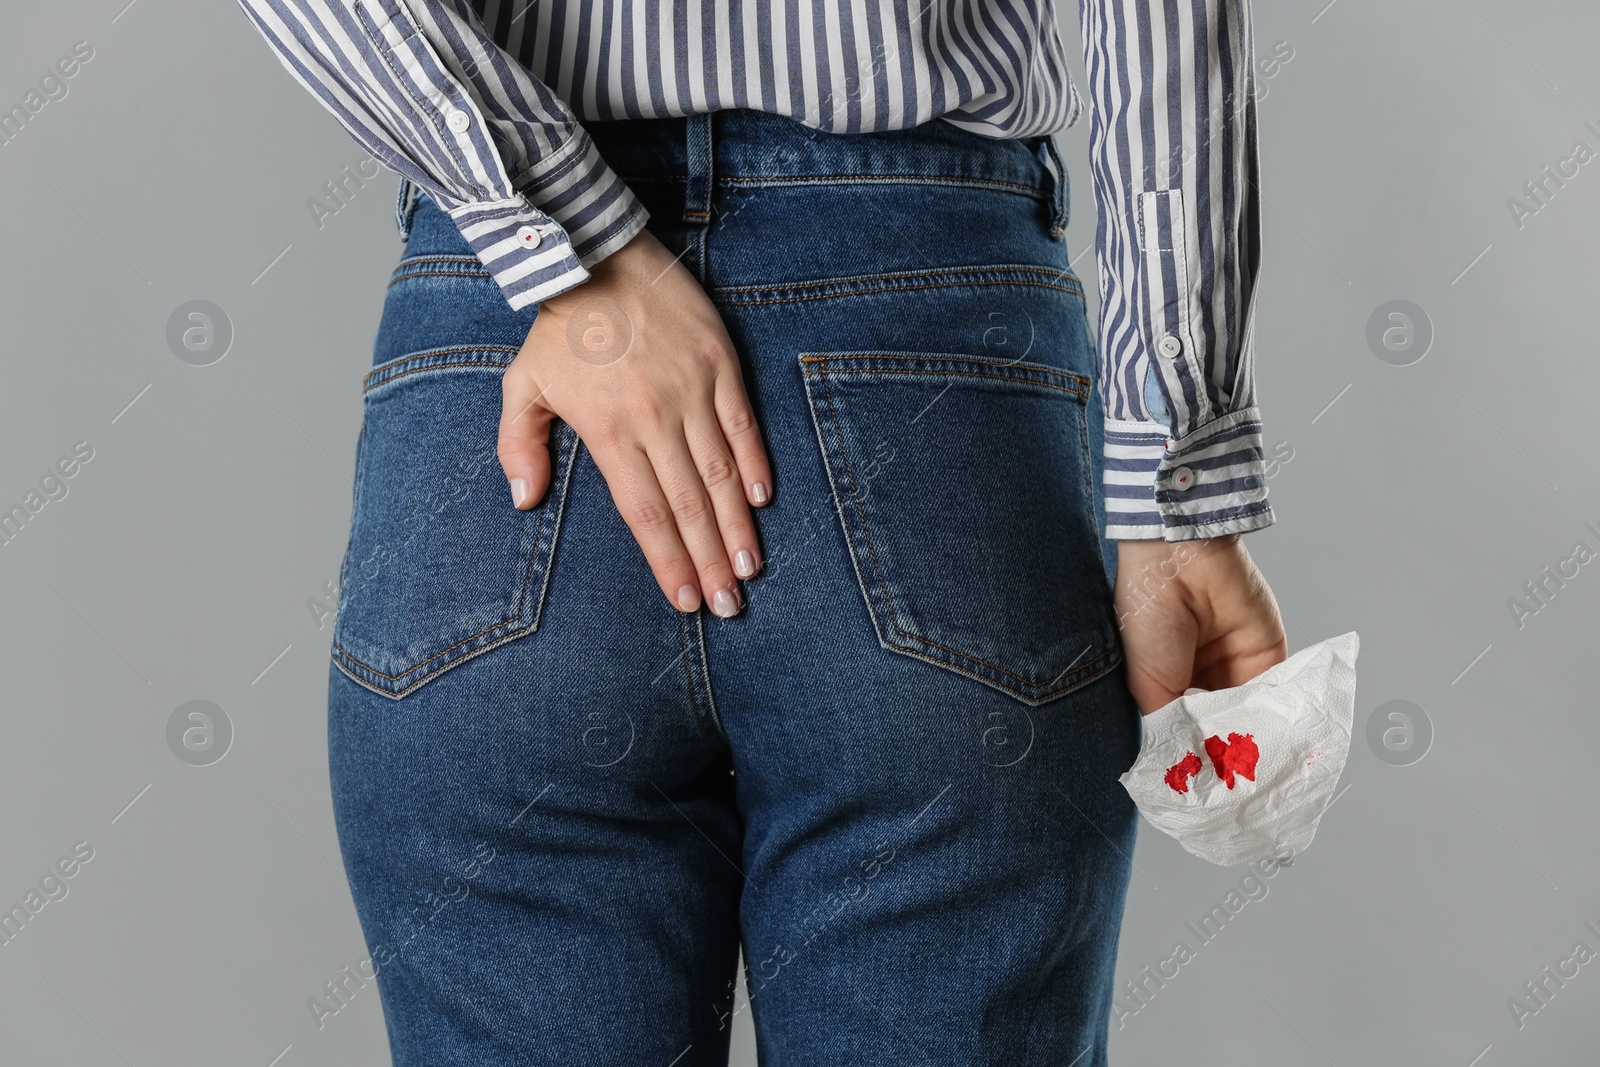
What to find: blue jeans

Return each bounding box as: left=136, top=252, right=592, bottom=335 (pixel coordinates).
left=331, top=108, right=1141, bottom=1066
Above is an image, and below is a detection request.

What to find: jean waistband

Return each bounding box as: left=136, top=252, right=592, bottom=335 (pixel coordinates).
left=397, top=108, right=1068, bottom=241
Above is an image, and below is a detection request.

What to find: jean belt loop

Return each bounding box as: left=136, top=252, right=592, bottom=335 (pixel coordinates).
left=1042, top=135, right=1069, bottom=239
left=395, top=176, right=417, bottom=241
left=684, top=113, right=714, bottom=226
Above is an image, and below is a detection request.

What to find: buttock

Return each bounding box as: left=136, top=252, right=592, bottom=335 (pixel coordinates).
left=325, top=108, right=1138, bottom=1067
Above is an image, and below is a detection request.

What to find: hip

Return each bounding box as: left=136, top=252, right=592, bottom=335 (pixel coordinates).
left=341, top=108, right=1121, bottom=707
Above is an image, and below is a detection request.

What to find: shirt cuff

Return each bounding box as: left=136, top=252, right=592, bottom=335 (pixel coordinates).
left=447, top=128, right=650, bottom=312
left=1103, top=408, right=1276, bottom=541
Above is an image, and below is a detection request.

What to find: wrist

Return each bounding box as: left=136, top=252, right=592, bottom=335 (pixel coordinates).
left=1113, top=535, right=1245, bottom=619
left=1117, top=532, right=1238, bottom=561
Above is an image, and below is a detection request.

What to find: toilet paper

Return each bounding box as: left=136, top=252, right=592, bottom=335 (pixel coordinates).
left=1118, top=631, right=1360, bottom=867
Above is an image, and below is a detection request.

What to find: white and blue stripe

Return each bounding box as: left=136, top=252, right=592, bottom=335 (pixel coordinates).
left=234, top=0, right=1273, bottom=540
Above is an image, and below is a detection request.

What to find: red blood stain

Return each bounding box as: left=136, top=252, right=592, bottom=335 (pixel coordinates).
left=1203, top=732, right=1259, bottom=789
left=1164, top=751, right=1203, bottom=793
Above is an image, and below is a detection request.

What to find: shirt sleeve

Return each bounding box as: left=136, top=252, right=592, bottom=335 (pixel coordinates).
left=1075, top=0, right=1275, bottom=541
left=234, top=0, right=649, bottom=311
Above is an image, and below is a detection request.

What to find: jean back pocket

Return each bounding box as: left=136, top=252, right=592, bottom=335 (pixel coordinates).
left=800, top=351, right=1120, bottom=705
left=332, top=346, right=579, bottom=699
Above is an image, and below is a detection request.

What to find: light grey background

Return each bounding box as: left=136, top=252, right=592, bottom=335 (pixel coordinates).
left=2, top=1, right=1596, bottom=1064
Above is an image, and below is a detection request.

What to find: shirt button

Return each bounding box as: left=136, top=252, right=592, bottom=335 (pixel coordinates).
left=445, top=109, right=472, bottom=133
left=1171, top=465, right=1196, bottom=491
left=1157, top=334, right=1183, bottom=359
left=515, top=225, right=542, bottom=249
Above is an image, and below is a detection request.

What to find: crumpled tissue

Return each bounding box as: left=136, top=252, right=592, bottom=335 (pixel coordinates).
left=1118, top=631, right=1360, bottom=867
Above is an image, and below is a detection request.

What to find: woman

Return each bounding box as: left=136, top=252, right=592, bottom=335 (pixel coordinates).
left=236, top=0, right=1287, bottom=1062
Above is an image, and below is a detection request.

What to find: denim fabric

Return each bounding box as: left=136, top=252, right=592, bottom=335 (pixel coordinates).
left=331, top=108, right=1142, bottom=1067
left=1143, top=363, right=1172, bottom=424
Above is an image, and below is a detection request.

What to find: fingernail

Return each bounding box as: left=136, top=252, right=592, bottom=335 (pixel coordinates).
left=751, top=481, right=769, bottom=505
left=711, top=588, right=740, bottom=618
left=734, top=550, right=757, bottom=578
left=509, top=477, right=529, bottom=508
left=676, top=585, right=700, bottom=612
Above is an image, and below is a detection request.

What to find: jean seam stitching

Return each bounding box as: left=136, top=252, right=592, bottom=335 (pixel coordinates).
left=330, top=422, right=577, bottom=695
left=388, top=267, right=492, bottom=287
left=332, top=510, right=545, bottom=680
left=713, top=264, right=1079, bottom=296
left=365, top=358, right=517, bottom=393
left=716, top=278, right=1082, bottom=307
left=714, top=173, right=1048, bottom=197
left=807, top=362, right=1115, bottom=700
left=803, top=367, right=1087, bottom=400
left=363, top=345, right=520, bottom=389
left=674, top=612, right=712, bottom=742
left=800, top=350, right=1090, bottom=391
left=393, top=254, right=482, bottom=266
left=693, top=612, right=731, bottom=748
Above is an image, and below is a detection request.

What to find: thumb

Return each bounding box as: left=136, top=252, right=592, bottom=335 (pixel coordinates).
left=498, top=367, right=554, bottom=510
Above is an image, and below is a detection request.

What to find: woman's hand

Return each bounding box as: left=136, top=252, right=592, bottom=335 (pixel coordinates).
left=1113, top=534, right=1288, bottom=714
left=496, top=228, right=772, bottom=617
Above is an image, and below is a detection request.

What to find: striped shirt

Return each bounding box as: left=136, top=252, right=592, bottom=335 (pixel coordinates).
left=234, top=0, right=1272, bottom=541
